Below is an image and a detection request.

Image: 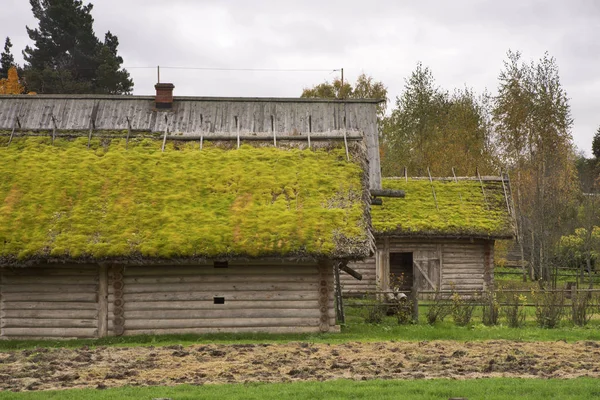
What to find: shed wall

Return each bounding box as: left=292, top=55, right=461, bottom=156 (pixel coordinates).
left=344, top=238, right=495, bottom=295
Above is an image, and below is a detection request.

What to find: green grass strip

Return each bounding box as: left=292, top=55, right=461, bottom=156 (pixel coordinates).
left=0, top=378, right=599, bottom=400
left=1, top=321, right=599, bottom=351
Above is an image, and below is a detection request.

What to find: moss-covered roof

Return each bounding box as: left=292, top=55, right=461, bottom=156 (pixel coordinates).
left=372, top=177, right=514, bottom=239
left=0, top=136, right=373, bottom=265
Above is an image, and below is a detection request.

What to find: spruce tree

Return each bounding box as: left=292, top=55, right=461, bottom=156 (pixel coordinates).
left=592, top=127, right=600, bottom=159
left=22, top=0, right=133, bottom=94
left=0, top=37, right=15, bottom=79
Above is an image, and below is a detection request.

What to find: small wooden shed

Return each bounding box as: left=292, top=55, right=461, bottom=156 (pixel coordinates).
left=0, top=91, right=379, bottom=338
left=343, top=176, right=514, bottom=296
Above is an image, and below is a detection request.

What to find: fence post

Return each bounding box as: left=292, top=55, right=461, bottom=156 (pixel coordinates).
left=412, top=286, right=419, bottom=323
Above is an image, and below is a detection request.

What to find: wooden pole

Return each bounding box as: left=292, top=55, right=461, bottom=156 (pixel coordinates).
left=452, top=167, right=463, bottom=204
left=411, top=280, right=419, bottom=323
left=161, top=115, right=168, bottom=152
left=236, top=116, right=240, bottom=149
left=87, top=115, right=95, bottom=149
left=340, top=68, right=344, bottom=99
left=427, top=167, right=439, bottom=211
left=7, top=116, right=20, bottom=146
left=51, top=115, right=57, bottom=145
left=343, top=129, right=349, bottom=161
left=404, top=166, right=408, bottom=182
left=97, top=265, right=108, bottom=338
left=339, top=264, right=362, bottom=280
left=477, top=167, right=489, bottom=209
left=334, top=262, right=345, bottom=324
left=125, top=117, right=132, bottom=149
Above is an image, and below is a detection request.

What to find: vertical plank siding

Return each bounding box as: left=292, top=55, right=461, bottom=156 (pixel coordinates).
left=344, top=238, right=495, bottom=296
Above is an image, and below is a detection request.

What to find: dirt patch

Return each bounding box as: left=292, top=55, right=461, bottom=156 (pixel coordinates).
left=1, top=340, right=599, bottom=392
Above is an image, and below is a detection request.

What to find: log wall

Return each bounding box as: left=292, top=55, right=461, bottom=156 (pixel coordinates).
left=0, top=266, right=99, bottom=338
left=344, top=238, right=495, bottom=295
left=108, top=263, right=336, bottom=336
left=0, top=262, right=337, bottom=338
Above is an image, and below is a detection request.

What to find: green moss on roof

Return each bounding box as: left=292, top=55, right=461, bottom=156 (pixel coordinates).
left=0, top=136, right=371, bottom=264
left=372, top=178, right=514, bottom=238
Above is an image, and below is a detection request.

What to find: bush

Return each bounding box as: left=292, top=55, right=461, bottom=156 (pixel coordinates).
left=482, top=289, right=500, bottom=326
left=450, top=291, right=478, bottom=327
left=571, top=289, right=596, bottom=326
left=533, top=289, right=565, bottom=328
left=501, top=290, right=527, bottom=328
left=426, top=291, right=451, bottom=325
left=364, top=302, right=386, bottom=324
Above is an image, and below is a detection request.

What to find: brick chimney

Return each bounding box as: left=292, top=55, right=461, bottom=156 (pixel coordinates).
left=155, top=83, right=175, bottom=109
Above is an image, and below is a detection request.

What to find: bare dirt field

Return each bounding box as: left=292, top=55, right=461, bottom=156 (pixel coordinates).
left=1, top=340, right=600, bottom=392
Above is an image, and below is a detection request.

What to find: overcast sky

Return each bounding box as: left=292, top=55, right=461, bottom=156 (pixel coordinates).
left=2, top=0, right=599, bottom=155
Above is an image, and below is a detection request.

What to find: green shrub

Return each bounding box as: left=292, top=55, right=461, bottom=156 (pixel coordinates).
left=533, top=289, right=565, bottom=328
left=501, top=290, right=527, bottom=328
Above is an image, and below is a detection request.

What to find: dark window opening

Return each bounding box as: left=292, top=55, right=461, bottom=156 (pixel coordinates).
left=214, top=297, right=225, bottom=304
left=390, top=252, right=413, bottom=292
left=214, top=261, right=228, bottom=268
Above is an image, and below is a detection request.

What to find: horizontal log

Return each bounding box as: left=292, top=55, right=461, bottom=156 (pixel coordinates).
left=441, top=284, right=484, bottom=289
left=111, top=317, right=322, bottom=330
left=442, top=274, right=484, bottom=280
left=1, top=327, right=97, bottom=338
left=1, top=292, right=97, bottom=302
left=1, top=275, right=99, bottom=285
left=111, top=282, right=318, bottom=294
left=1, top=301, right=98, bottom=310
left=113, top=326, right=326, bottom=336
left=0, top=284, right=98, bottom=293
left=1, top=268, right=97, bottom=277
left=370, top=189, right=405, bottom=198
left=164, top=134, right=364, bottom=141
left=124, top=265, right=318, bottom=276
left=339, top=264, right=362, bottom=280
left=442, top=257, right=485, bottom=262
left=1, top=309, right=98, bottom=319
left=123, top=274, right=320, bottom=285
left=121, top=308, right=321, bottom=320
left=2, top=318, right=97, bottom=328
left=442, top=278, right=485, bottom=284
left=115, top=291, right=320, bottom=303
left=108, top=300, right=320, bottom=311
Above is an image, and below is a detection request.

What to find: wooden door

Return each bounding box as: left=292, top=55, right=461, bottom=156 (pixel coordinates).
left=413, top=250, right=440, bottom=293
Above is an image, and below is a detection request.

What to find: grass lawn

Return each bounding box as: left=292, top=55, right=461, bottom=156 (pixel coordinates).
left=0, top=378, right=599, bottom=400
left=1, top=314, right=599, bottom=351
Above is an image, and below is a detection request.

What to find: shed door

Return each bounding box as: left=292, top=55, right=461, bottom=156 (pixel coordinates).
left=413, top=250, right=440, bottom=292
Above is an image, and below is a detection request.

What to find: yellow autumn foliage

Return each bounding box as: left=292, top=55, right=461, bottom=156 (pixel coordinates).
left=0, top=66, right=24, bottom=95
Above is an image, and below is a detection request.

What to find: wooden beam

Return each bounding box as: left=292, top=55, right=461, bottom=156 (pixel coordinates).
left=333, top=262, right=345, bottom=324
left=97, top=265, right=108, bottom=338
left=370, top=189, right=405, bottom=198
left=339, top=264, right=362, bottom=280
